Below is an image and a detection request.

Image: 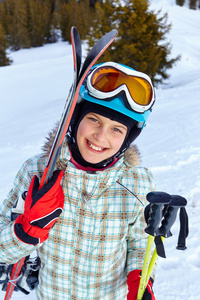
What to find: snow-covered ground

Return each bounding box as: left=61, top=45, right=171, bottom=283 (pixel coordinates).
left=0, top=0, right=200, bottom=299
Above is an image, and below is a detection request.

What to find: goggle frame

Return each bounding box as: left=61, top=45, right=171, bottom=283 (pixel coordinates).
left=87, top=62, right=155, bottom=114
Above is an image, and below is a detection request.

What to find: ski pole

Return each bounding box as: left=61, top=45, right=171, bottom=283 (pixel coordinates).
left=137, top=192, right=171, bottom=300
left=145, top=195, right=187, bottom=286
left=137, top=194, right=187, bottom=300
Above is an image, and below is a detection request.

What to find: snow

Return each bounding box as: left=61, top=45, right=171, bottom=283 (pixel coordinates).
left=0, top=0, right=200, bottom=299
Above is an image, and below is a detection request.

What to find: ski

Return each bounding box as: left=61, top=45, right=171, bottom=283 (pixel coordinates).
left=40, top=27, right=118, bottom=186
left=78, top=29, right=118, bottom=81
left=3, top=257, right=26, bottom=300
left=4, top=26, right=118, bottom=300
left=71, top=26, right=82, bottom=86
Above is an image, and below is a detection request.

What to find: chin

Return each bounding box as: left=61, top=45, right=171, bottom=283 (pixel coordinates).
left=84, top=157, right=104, bottom=164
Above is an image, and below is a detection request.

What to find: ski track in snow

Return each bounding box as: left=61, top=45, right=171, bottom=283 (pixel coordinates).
left=0, top=0, right=200, bottom=299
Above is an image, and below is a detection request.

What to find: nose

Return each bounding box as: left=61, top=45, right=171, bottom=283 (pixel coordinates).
left=93, top=126, right=107, bottom=143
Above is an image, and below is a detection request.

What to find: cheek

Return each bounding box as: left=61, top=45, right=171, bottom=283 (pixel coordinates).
left=76, top=120, right=90, bottom=143
left=111, top=135, right=126, bottom=151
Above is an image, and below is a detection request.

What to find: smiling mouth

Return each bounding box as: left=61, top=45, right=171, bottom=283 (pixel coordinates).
left=87, top=140, right=106, bottom=152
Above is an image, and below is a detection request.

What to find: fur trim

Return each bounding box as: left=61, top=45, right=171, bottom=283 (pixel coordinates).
left=124, top=144, right=141, bottom=167
left=41, top=124, right=58, bottom=156
left=42, top=125, right=141, bottom=167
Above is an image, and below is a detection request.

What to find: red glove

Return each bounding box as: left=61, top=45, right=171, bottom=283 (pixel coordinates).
left=127, top=269, right=155, bottom=300
left=14, top=170, right=64, bottom=245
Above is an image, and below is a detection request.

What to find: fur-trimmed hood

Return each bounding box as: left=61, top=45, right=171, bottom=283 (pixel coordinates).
left=42, top=125, right=141, bottom=168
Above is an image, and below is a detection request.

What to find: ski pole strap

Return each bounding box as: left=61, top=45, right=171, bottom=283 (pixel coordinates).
left=176, top=207, right=189, bottom=250
left=163, top=195, right=188, bottom=251
left=154, top=236, right=166, bottom=258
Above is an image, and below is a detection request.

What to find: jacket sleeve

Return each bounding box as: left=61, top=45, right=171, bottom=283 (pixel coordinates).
left=126, top=167, right=156, bottom=276
left=0, top=159, right=42, bottom=264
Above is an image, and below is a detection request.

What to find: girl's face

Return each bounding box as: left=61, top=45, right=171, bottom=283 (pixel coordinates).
left=76, top=113, right=128, bottom=164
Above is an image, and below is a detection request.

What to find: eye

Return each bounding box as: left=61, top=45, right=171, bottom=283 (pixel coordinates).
left=89, top=117, right=98, bottom=123
left=113, top=127, right=122, bottom=133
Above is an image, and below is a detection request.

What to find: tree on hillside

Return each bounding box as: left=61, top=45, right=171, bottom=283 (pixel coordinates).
left=4, top=0, right=30, bottom=50
left=58, top=0, right=95, bottom=42
left=88, top=0, right=180, bottom=85
left=0, top=2, right=6, bottom=30
left=58, top=0, right=79, bottom=42
left=176, top=0, right=185, bottom=6
left=1, top=0, right=60, bottom=50
left=0, top=22, right=12, bottom=66
left=189, top=0, right=197, bottom=9
left=26, top=0, right=52, bottom=47
left=37, top=0, right=60, bottom=44
left=89, top=0, right=102, bottom=7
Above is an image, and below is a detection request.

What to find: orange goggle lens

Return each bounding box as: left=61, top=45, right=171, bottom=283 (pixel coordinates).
left=91, top=66, right=153, bottom=106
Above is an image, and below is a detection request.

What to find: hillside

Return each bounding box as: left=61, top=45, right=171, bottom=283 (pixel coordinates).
left=0, top=1, right=200, bottom=299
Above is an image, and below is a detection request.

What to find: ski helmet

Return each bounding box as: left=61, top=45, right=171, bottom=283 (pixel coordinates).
left=78, top=61, right=155, bottom=132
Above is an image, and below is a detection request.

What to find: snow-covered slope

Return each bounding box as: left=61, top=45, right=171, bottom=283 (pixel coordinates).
left=0, top=1, right=200, bottom=299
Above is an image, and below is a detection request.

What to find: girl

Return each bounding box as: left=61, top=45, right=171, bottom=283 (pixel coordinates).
left=0, top=62, right=156, bottom=299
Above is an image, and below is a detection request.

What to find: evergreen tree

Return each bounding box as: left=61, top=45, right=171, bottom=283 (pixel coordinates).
left=26, top=0, right=53, bottom=47
left=0, top=22, right=12, bottom=66
left=1, top=0, right=59, bottom=50
left=189, top=0, right=197, bottom=9
left=78, top=0, right=94, bottom=38
left=89, top=0, right=100, bottom=7
left=0, top=2, right=6, bottom=30
left=4, top=0, right=30, bottom=50
left=59, top=0, right=94, bottom=42
left=88, top=0, right=180, bottom=85
left=24, top=0, right=58, bottom=47
left=42, top=0, right=60, bottom=43
left=58, top=0, right=76, bottom=42
left=88, top=0, right=115, bottom=42
left=176, top=0, right=185, bottom=6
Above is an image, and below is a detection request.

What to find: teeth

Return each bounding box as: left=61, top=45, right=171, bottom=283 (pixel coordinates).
left=88, top=141, right=104, bottom=151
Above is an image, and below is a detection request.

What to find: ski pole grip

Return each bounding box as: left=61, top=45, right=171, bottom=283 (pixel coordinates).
left=158, top=206, right=179, bottom=237
left=145, top=192, right=171, bottom=236
left=158, top=195, right=187, bottom=238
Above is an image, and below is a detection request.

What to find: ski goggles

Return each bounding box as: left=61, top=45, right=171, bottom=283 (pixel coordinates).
left=87, top=62, right=155, bottom=113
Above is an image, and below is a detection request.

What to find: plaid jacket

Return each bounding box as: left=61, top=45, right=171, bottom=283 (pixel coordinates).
left=0, top=143, right=155, bottom=300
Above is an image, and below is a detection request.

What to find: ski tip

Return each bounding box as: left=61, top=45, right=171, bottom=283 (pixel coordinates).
left=104, top=29, right=118, bottom=39
left=71, top=26, right=75, bottom=36
left=93, top=29, right=118, bottom=46
left=71, top=26, right=77, bottom=32
left=109, top=29, right=118, bottom=35
left=111, top=29, right=118, bottom=35
left=71, top=27, right=80, bottom=39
